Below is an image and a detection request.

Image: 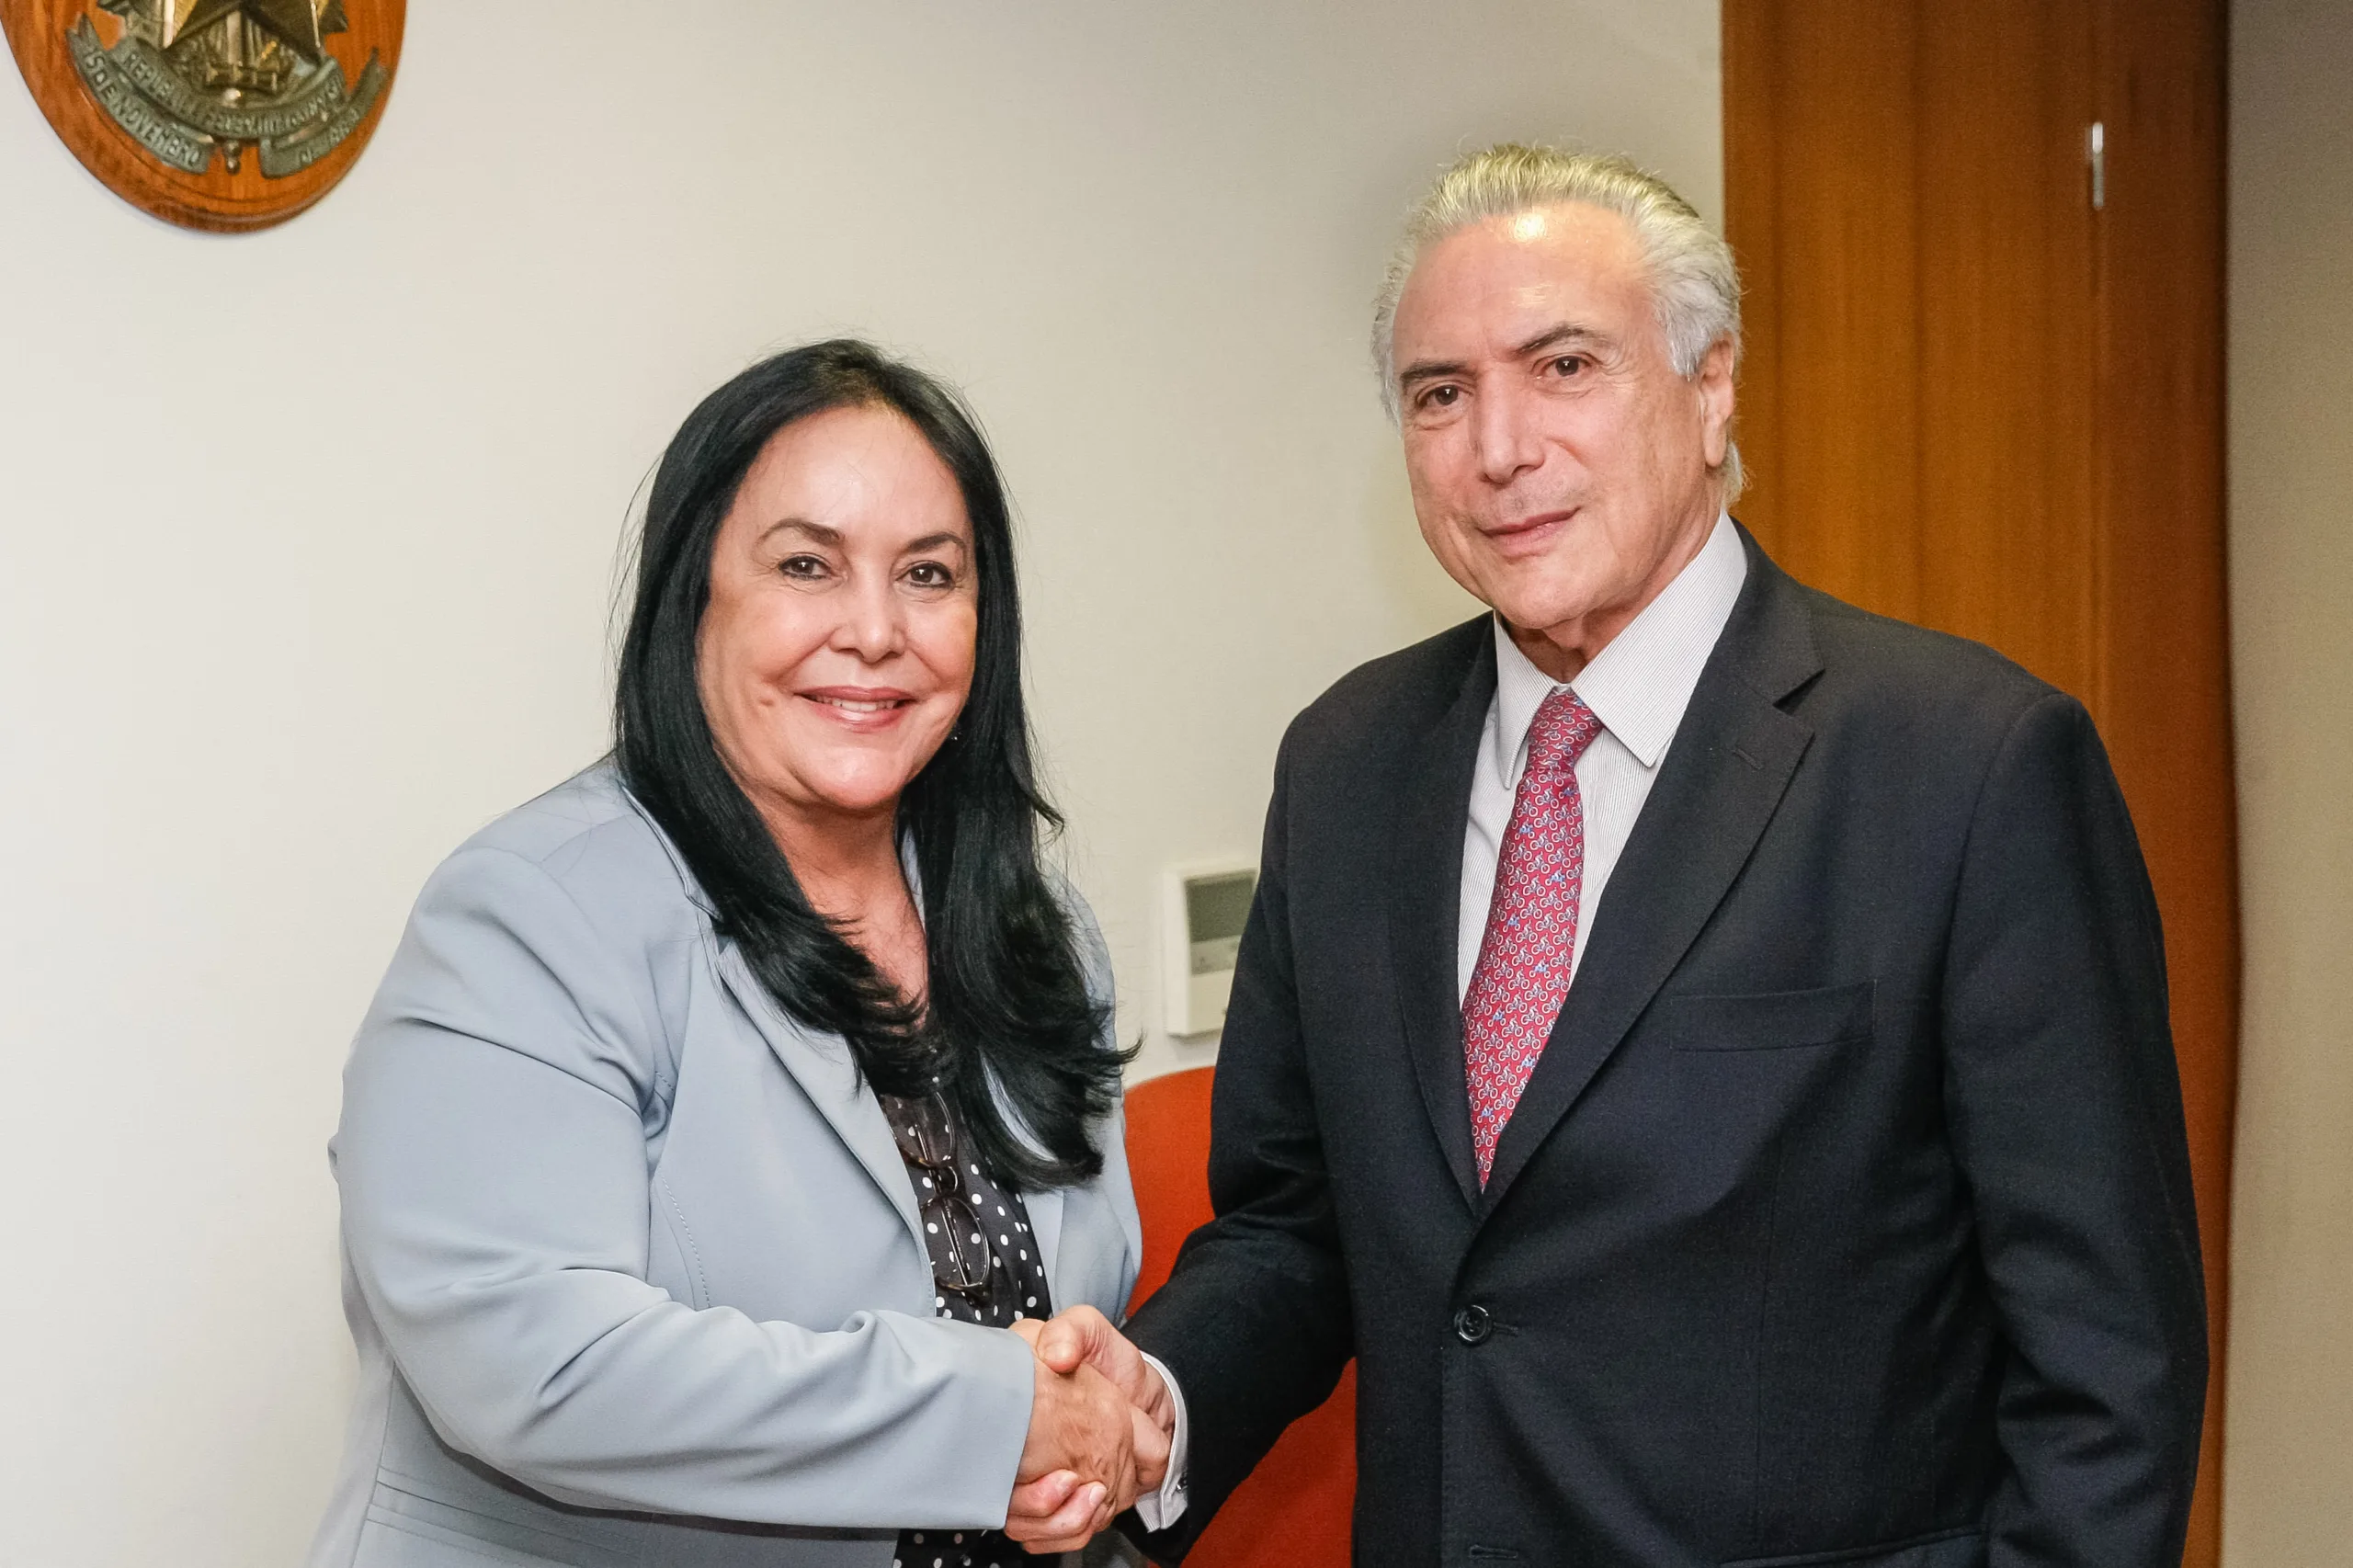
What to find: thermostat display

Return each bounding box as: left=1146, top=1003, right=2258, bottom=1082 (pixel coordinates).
left=1164, top=860, right=1259, bottom=1038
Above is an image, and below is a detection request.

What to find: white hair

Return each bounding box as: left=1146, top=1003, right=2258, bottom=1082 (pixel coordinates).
left=1371, top=143, right=1745, bottom=500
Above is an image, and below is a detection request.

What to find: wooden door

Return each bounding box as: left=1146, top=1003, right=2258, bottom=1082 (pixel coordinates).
left=1723, top=3, right=2234, bottom=1564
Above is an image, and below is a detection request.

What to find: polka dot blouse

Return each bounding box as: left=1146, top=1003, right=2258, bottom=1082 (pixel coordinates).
left=879, top=1093, right=1055, bottom=1568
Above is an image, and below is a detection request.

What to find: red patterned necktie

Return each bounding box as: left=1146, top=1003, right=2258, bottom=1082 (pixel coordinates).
left=1462, top=686, right=1605, bottom=1186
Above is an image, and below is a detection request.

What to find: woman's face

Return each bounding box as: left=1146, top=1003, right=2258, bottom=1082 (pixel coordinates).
left=698, top=403, right=978, bottom=830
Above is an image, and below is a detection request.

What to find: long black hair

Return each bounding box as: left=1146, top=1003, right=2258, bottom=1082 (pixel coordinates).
left=616, top=339, right=1123, bottom=1190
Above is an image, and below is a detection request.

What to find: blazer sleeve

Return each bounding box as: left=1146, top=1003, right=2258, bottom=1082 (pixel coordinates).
left=1941, top=693, right=2209, bottom=1566
left=1122, top=730, right=1356, bottom=1558
left=333, top=844, right=1040, bottom=1528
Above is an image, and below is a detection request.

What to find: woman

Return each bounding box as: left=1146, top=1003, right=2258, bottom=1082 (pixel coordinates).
left=308, top=342, right=1163, bottom=1568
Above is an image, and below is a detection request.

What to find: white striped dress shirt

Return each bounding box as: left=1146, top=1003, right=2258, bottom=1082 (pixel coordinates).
left=1458, top=514, right=1749, bottom=1000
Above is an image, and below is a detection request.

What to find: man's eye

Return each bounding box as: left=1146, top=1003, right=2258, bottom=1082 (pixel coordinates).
left=1549, top=355, right=1586, bottom=377
left=1422, top=385, right=1461, bottom=409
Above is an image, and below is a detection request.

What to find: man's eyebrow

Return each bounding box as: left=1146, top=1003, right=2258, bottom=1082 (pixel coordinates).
left=1395, top=357, right=1472, bottom=389
left=1514, top=323, right=1614, bottom=358
left=1395, top=324, right=1618, bottom=390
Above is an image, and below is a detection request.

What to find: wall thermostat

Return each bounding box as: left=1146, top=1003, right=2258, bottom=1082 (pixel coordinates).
left=1163, top=859, right=1259, bottom=1039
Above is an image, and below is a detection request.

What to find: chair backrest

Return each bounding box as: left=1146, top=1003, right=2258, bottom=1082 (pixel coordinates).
left=1123, top=1066, right=1357, bottom=1568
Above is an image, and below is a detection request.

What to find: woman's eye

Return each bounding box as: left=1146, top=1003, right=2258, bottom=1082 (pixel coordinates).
left=779, top=554, right=828, bottom=580
left=904, top=562, right=955, bottom=589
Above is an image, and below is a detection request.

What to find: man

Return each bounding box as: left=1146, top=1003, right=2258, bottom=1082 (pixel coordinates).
left=1017, top=143, right=2207, bottom=1566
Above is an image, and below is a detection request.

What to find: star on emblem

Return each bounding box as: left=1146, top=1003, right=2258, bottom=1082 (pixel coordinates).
left=154, top=0, right=329, bottom=62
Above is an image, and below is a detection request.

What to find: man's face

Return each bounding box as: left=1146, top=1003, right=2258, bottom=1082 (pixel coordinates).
left=1391, top=201, right=1734, bottom=670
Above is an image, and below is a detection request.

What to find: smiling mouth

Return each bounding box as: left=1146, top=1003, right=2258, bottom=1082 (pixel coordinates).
left=796, top=686, right=922, bottom=725
left=1485, top=507, right=1577, bottom=539
left=1478, top=508, right=1580, bottom=553
left=805, top=696, right=911, bottom=713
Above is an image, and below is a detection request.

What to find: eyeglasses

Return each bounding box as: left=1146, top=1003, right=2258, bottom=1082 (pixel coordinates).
left=885, top=1093, right=995, bottom=1300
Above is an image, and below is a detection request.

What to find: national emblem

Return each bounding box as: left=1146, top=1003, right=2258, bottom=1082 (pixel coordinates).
left=1, top=0, right=404, bottom=230
left=70, top=0, right=384, bottom=176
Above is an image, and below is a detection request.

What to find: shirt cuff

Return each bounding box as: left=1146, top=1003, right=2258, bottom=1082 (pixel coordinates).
left=1131, top=1350, right=1189, bottom=1531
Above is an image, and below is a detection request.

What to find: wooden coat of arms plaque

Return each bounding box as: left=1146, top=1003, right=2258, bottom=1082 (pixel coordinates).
left=4, top=0, right=402, bottom=231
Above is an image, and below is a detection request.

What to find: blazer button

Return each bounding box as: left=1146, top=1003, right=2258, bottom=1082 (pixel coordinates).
left=1452, top=1304, right=1493, bottom=1346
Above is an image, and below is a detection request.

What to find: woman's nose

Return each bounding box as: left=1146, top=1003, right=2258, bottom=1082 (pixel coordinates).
left=833, top=576, right=904, bottom=662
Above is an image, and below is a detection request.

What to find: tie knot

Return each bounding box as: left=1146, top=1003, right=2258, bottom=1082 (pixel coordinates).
left=1527, top=687, right=1603, bottom=775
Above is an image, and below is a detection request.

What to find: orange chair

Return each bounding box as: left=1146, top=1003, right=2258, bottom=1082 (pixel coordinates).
left=1122, top=1067, right=1356, bottom=1567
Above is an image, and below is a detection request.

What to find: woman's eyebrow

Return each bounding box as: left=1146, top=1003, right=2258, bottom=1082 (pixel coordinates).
left=757, top=517, right=842, bottom=546
left=902, top=532, right=970, bottom=555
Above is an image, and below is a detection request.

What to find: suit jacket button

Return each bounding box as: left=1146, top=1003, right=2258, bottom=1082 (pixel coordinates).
left=1453, top=1304, right=1492, bottom=1345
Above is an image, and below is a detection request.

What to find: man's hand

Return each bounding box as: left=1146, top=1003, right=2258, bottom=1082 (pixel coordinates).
left=1003, top=1309, right=1174, bottom=1553
left=1029, top=1306, right=1176, bottom=1437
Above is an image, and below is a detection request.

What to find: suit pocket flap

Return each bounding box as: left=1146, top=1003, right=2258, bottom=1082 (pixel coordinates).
left=1723, top=1525, right=1984, bottom=1568
left=1648, top=981, right=1875, bottom=1051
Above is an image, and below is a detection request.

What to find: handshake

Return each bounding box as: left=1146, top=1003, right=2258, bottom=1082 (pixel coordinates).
left=1003, top=1306, right=1176, bottom=1552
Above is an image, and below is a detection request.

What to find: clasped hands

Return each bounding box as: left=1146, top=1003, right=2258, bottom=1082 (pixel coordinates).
left=1004, top=1305, right=1174, bottom=1552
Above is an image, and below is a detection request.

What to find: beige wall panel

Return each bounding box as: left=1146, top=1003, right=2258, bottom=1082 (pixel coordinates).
left=2222, top=0, right=2353, bottom=1561
left=0, top=3, right=1722, bottom=1563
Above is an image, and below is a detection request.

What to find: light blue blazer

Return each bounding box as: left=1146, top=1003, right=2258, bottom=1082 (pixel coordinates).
left=307, top=765, right=1143, bottom=1568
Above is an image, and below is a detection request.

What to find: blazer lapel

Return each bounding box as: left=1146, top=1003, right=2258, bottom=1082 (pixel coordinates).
left=1480, top=539, right=1825, bottom=1210
left=1388, top=627, right=1499, bottom=1212
left=713, top=944, right=930, bottom=1260
left=617, top=784, right=929, bottom=1258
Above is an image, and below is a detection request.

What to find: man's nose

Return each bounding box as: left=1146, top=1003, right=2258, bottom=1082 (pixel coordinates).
left=1472, top=381, right=1545, bottom=486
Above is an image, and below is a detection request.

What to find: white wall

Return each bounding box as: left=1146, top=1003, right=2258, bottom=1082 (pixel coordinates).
left=2223, top=0, right=2353, bottom=1560
left=0, top=5, right=1721, bottom=1562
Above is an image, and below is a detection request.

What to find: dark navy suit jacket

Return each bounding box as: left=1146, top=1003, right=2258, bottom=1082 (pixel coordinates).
left=1128, top=529, right=2205, bottom=1568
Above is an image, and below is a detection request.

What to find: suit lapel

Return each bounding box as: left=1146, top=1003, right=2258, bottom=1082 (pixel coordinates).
left=713, top=945, right=931, bottom=1260
left=1480, top=539, right=1824, bottom=1210
left=1388, top=626, right=1499, bottom=1212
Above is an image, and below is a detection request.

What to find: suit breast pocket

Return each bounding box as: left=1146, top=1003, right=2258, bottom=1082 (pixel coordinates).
left=1647, top=981, right=1875, bottom=1052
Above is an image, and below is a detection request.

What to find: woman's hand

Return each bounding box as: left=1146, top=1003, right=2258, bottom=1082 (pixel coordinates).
left=1004, top=1312, right=1174, bottom=1551
left=1006, top=1359, right=1165, bottom=1551
left=1002, top=1468, right=1103, bottom=1555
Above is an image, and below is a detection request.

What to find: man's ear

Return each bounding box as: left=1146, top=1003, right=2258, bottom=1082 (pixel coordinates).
left=1697, top=335, right=1738, bottom=470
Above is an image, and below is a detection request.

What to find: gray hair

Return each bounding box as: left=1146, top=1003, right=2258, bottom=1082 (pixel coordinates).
left=1371, top=143, right=1745, bottom=500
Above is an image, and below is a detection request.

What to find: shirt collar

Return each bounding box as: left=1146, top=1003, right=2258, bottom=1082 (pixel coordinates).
left=1491, top=513, right=1749, bottom=785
